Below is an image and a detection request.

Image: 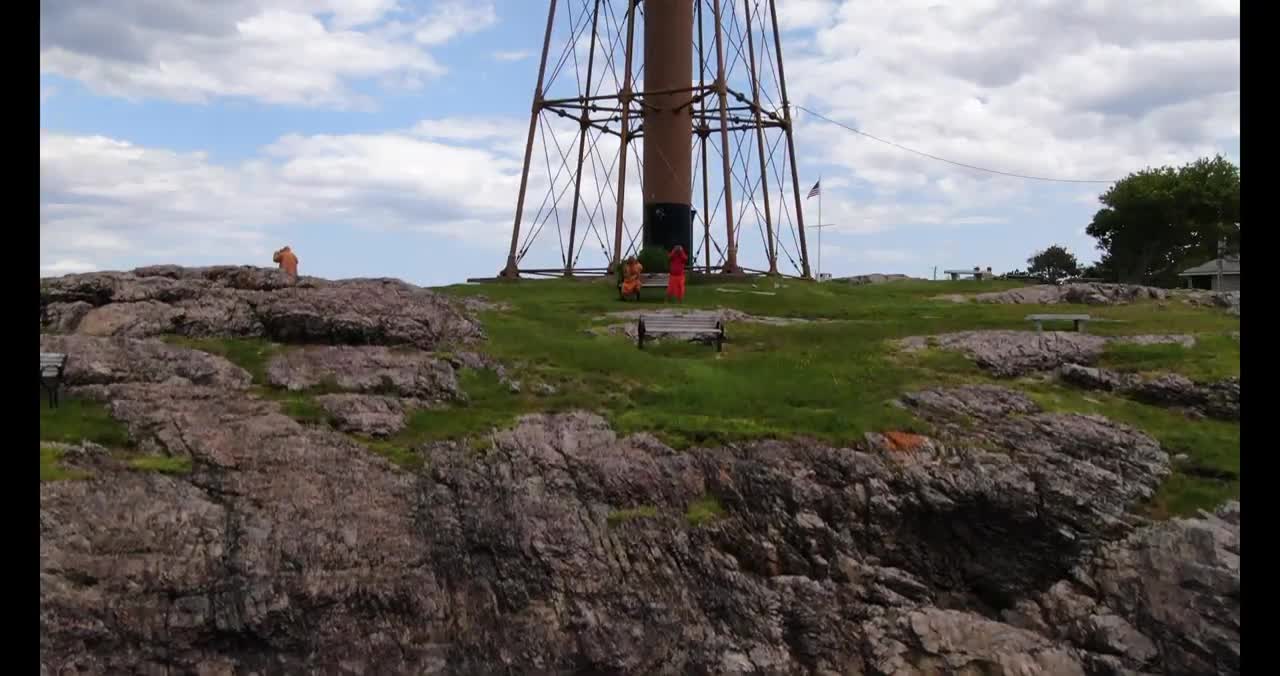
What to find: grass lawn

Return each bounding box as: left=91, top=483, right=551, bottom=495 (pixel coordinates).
left=40, top=397, right=131, bottom=448
left=1099, top=332, right=1240, bottom=380
left=39, top=395, right=198, bottom=480
left=40, top=444, right=91, bottom=482
left=162, top=336, right=285, bottom=383
left=433, top=277, right=1238, bottom=516
left=46, top=277, right=1238, bottom=517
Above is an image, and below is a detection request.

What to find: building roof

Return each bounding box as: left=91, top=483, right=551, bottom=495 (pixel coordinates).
left=1178, top=256, right=1240, bottom=277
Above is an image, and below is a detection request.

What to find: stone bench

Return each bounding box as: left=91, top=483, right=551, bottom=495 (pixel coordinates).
left=1026, top=314, right=1091, bottom=333
left=40, top=352, right=68, bottom=409
left=618, top=273, right=670, bottom=300
left=944, top=269, right=993, bottom=281
left=638, top=314, right=725, bottom=352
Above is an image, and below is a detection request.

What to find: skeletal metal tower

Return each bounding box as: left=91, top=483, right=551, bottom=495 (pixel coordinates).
left=500, top=0, right=812, bottom=279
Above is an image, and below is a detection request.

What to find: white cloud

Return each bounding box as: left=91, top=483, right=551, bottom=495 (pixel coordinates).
left=39, top=114, right=571, bottom=272
left=411, top=116, right=527, bottom=150
left=39, top=0, right=497, bottom=107
left=38, top=0, right=1240, bottom=278
left=767, top=0, right=1238, bottom=251
left=408, top=2, right=497, bottom=46
left=776, top=0, right=839, bottom=31
left=40, top=259, right=98, bottom=275
left=493, top=50, right=531, bottom=63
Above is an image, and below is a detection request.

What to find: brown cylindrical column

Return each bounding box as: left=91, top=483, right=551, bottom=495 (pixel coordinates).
left=642, top=0, right=694, bottom=256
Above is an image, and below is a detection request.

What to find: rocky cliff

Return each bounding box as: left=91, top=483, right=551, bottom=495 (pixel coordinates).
left=39, top=268, right=1239, bottom=675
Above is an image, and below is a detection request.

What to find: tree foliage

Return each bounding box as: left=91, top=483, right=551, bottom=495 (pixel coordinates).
left=1027, top=245, right=1081, bottom=283
left=1086, top=155, right=1239, bottom=287
left=637, top=245, right=670, bottom=274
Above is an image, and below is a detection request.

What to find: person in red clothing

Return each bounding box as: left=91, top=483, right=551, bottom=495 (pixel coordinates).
left=666, top=245, right=688, bottom=303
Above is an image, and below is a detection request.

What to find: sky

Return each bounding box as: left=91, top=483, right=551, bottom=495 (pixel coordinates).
left=40, top=0, right=1240, bottom=287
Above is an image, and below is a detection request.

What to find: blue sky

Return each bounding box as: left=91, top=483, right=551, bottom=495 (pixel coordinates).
left=40, top=0, right=1240, bottom=286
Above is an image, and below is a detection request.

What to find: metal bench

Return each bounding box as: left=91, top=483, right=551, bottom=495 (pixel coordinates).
left=40, top=352, right=68, bottom=408
left=1026, top=314, right=1091, bottom=333
left=618, top=273, right=669, bottom=300
left=638, top=314, right=725, bottom=352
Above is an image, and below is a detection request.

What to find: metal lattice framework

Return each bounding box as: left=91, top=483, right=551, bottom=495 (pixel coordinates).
left=501, top=0, right=812, bottom=279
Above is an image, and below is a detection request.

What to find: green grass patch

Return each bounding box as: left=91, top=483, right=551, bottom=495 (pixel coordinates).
left=607, top=505, right=659, bottom=527
left=1099, top=333, right=1240, bottom=380
left=162, top=336, right=284, bottom=383
left=685, top=495, right=726, bottom=526
left=359, top=439, right=426, bottom=471
left=467, top=435, right=495, bottom=456
left=348, top=370, right=526, bottom=470
left=1146, top=473, right=1238, bottom=520
left=1022, top=383, right=1238, bottom=517
left=141, top=279, right=1243, bottom=516
left=128, top=455, right=194, bottom=475
left=40, top=397, right=131, bottom=448
left=40, top=444, right=91, bottom=482
left=429, top=278, right=1237, bottom=491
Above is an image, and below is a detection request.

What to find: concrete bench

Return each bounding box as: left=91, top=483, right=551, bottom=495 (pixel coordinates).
left=638, top=314, right=725, bottom=352
left=943, top=269, right=993, bottom=281
left=618, top=273, right=670, bottom=300
left=1026, top=314, right=1091, bottom=333
left=40, top=352, right=68, bottom=408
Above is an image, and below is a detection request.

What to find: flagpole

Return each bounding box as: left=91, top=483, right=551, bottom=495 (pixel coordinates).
left=817, top=175, right=822, bottom=282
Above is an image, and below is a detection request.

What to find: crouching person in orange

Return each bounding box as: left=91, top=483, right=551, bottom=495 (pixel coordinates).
left=666, top=245, right=688, bottom=303
left=272, top=246, right=299, bottom=283
left=620, top=256, right=643, bottom=299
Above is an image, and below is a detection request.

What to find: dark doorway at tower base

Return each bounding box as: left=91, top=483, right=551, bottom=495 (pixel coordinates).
left=642, top=203, right=693, bottom=256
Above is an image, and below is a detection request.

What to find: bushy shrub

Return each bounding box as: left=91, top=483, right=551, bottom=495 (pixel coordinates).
left=637, top=245, right=670, bottom=273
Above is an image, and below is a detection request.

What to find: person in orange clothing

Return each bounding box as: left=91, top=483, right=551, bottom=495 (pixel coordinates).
left=620, top=256, right=644, bottom=299
left=666, top=245, right=688, bottom=303
left=272, top=245, right=299, bottom=283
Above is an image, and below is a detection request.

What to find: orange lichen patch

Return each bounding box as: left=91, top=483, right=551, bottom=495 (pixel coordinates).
left=882, top=431, right=931, bottom=453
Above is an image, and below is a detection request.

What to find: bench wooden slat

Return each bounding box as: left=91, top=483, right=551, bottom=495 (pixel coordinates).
left=617, top=273, right=671, bottom=298
left=1025, top=314, right=1091, bottom=321
left=1025, top=313, right=1091, bottom=334
left=637, top=315, right=726, bottom=352
left=39, top=352, right=69, bottom=409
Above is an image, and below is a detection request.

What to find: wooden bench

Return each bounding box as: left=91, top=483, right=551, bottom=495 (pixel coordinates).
left=638, top=314, right=725, bottom=352
left=40, top=352, right=68, bottom=409
left=619, top=273, right=670, bottom=300
left=1026, top=314, right=1091, bottom=333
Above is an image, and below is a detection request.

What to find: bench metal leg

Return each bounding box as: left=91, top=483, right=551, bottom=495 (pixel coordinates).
left=41, top=381, right=59, bottom=409
left=1034, top=321, right=1043, bottom=334
left=1075, top=320, right=1086, bottom=333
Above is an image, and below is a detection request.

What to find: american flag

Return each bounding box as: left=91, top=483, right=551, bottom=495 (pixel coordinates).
left=807, top=180, right=821, bottom=199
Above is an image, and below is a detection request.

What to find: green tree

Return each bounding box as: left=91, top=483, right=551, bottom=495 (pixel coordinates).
left=637, top=245, right=670, bottom=274
left=1027, top=245, right=1081, bottom=283
left=1086, top=155, right=1239, bottom=286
